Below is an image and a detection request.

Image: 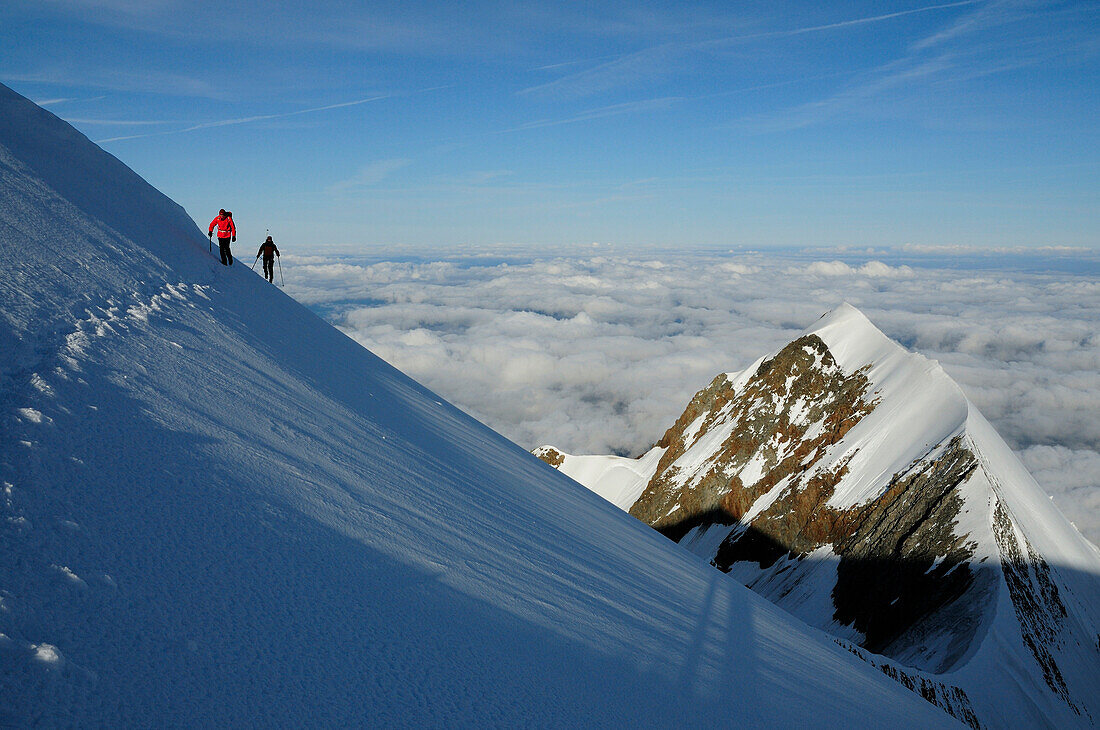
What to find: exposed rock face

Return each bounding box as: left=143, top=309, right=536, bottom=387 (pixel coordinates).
left=993, top=499, right=1078, bottom=715
left=533, top=446, right=565, bottom=468
left=835, top=639, right=982, bottom=730
left=827, top=437, right=981, bottom=663
left=630, top=335, right=876, bottom=539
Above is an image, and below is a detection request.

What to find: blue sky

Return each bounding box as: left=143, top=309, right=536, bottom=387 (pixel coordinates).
left=3, top=0, right=1098, bottom=250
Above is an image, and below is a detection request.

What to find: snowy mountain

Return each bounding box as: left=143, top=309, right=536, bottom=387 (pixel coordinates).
left=0, top=86, right=964, bottom=725
left=537, top=303, right=1100, bottom=728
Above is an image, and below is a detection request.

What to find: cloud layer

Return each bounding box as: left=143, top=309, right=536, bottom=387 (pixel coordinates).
left=283, top=248, right=1100, bottom=546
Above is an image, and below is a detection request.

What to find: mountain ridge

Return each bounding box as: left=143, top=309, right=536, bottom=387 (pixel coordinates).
left=538, top=301, right=1100, bottom=728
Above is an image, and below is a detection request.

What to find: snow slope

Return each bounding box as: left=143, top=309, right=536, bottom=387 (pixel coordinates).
left=0, top=85, right=957, bottom=725
left=540, top=303, right=1100, bottom=728
left=532, top=445, right=666, bottom=511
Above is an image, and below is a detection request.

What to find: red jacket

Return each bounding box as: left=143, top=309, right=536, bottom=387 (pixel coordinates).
left=209, top=214, right=236, bottom=239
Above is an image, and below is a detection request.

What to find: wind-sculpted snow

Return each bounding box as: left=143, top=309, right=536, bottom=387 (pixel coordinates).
left=539, top=304, right=1100, bottom=728
left=0, top=84, right=958, bottom=726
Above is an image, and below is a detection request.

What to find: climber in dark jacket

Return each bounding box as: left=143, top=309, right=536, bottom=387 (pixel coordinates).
left=256, top=236, right=280, bottom=283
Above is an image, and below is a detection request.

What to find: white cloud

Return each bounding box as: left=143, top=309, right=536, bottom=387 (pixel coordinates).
left=281, top=248, right=1100, bottom=546
left=797, top=260, right=915, bottom=277
left=1019, top=446, right=1100, bottom=546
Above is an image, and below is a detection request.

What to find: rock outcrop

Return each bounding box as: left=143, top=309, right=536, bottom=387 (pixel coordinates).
left=630, top=335, right=876, bottom=539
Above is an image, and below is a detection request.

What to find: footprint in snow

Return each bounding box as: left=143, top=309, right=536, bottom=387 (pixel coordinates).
left=17, top=408, right=49, bottom=424
left=50, top=565, right=87, bottom=590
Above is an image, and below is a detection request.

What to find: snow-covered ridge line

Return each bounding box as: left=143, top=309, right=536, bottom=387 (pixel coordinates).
left=804, top=303, right=970, bottom=510
left=532, top=445, right=667, bottom=511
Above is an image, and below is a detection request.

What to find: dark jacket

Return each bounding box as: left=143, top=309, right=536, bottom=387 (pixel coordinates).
left=257, top=241, right=280, bottom=259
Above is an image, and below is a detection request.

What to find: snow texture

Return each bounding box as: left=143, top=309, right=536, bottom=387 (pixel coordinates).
left=547, top=446, right=666, bottom=511
left=0, top=84, right=956, bottom=725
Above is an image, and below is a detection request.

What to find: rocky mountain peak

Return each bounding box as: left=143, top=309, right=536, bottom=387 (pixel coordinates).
left=537, top=304, right=1100, bottom=728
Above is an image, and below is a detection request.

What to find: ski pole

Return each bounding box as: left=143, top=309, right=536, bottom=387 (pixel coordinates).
left=278, top=256, right=284, bottom=286
left=251, top=256, right=259, bottom=271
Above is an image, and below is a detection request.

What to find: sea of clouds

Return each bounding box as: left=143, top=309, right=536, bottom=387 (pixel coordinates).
left=283, top=246, right=1100, bottom=546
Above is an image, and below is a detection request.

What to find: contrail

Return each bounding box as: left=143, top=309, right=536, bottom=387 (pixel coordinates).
left=96, top=86, right=451, bottom=144
left=704, top=0, right=983, bottom=45
left=97, top=94, right=390, bottom=143
left=521, top=1, right=982, bottom=98
left=37, top=95, right=107, bottom=107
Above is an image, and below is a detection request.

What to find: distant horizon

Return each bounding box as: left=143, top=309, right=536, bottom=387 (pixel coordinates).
left=3, top=0, right=1097, bottom=249
left=229, top=238, right=1100, bottom=277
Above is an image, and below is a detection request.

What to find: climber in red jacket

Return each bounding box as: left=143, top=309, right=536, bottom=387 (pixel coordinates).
left=208, top=209, right=237, bottom=266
